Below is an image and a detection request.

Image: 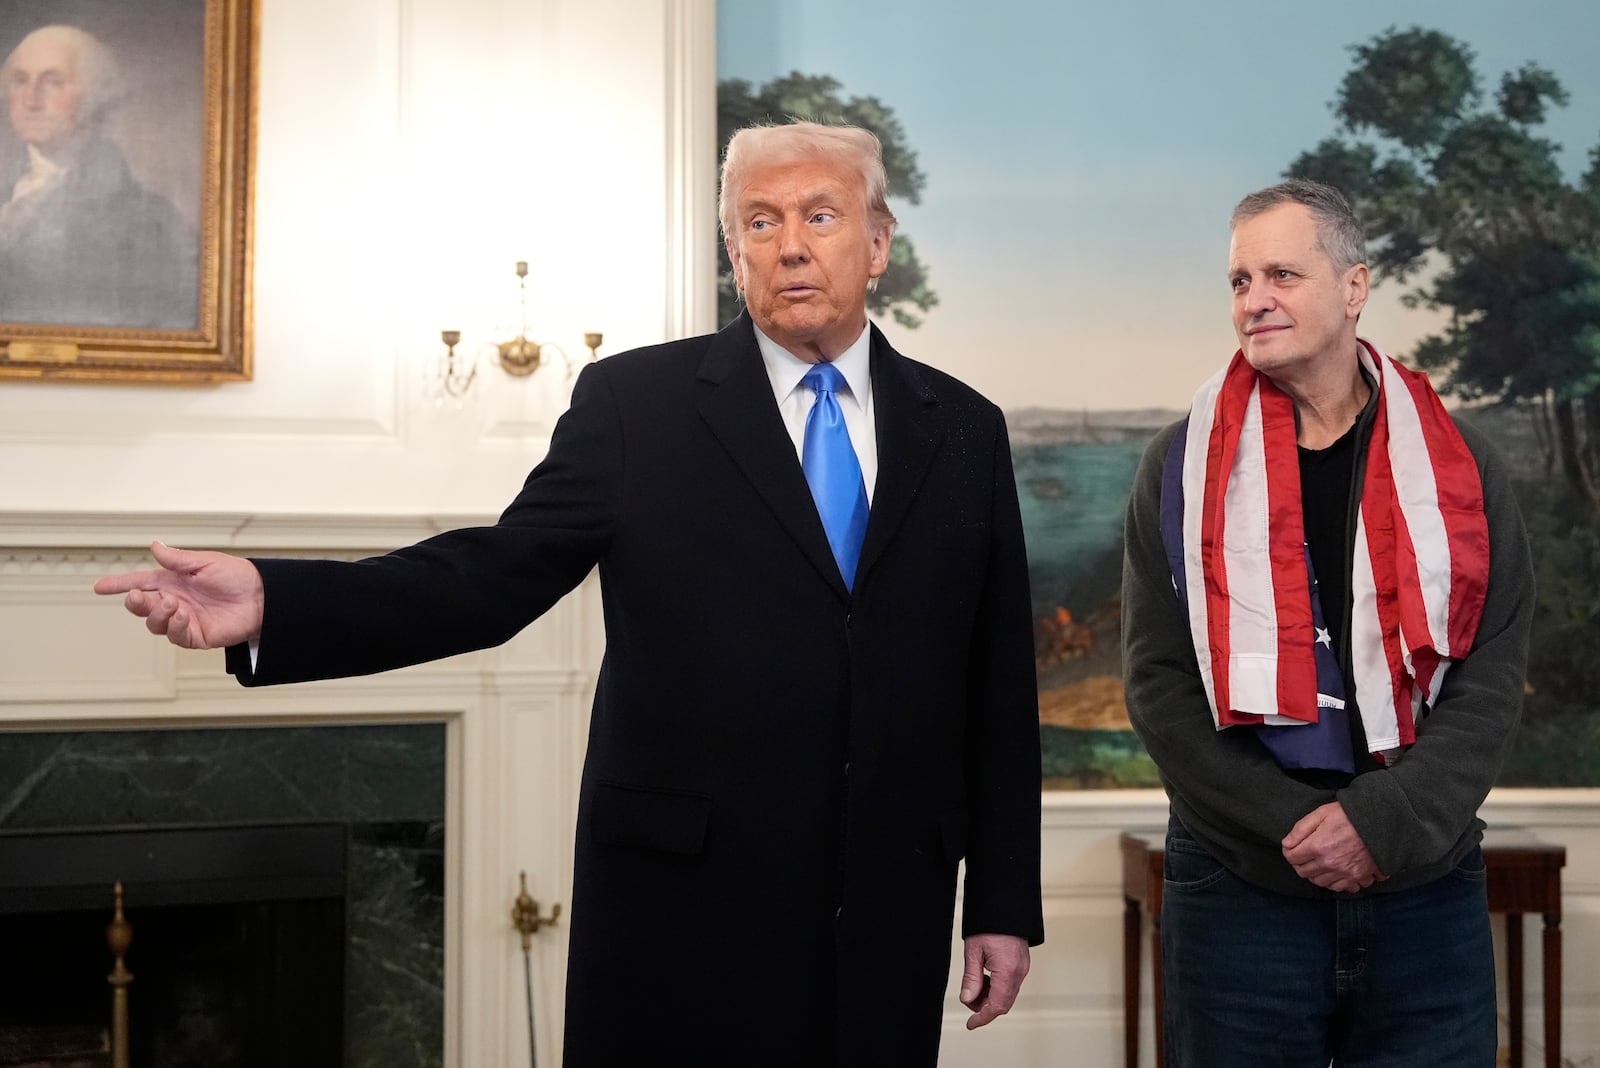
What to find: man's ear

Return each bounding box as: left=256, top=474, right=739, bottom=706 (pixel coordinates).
left=1345, top=263, right=1370, bottom=321
left=867, top=225, right=893, bottom=280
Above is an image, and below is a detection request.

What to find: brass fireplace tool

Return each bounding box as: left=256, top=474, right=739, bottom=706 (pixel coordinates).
left=512, top=872, right=561, bottom=1068
left=106, top=882, right=132, bottom=1068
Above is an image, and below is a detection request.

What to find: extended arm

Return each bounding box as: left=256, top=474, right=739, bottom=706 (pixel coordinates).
left=94, top=363, right=624, bottom=684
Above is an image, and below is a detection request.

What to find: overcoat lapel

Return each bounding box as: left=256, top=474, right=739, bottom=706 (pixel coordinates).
left=858, top=324, right=943, bottom=584
left=694, top=315, right=850, bottom=601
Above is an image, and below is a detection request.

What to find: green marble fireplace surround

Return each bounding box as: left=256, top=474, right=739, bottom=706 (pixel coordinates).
left=0, top=723, right=445, bottom=1068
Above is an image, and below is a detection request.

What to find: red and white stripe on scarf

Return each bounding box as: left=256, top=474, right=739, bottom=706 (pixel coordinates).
left=1175, top=338, right=1488, bottom=760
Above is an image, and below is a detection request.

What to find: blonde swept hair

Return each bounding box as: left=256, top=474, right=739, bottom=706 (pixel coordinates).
left=718, top=121, right=898, bottom=245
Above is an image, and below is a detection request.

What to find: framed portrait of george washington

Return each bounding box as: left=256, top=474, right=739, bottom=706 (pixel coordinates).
left=0, top=0, right=255, bottom=383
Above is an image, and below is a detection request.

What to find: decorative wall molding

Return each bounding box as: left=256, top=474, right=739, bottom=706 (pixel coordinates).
left=663, top=0, right=719, bottom=341
left=1041, top=785, right=1600, bottom=830
left=0, top=511, right=495, bottom=552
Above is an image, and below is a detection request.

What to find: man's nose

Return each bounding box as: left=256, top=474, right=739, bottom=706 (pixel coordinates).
left=15, top=79, right=43, bottom=109
left=1243, top=283, right=1277, bottom=317
left=778, top=225, right=810, bottom=263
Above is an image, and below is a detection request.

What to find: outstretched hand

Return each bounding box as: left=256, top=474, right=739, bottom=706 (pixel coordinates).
left=93, top=541, right=265, bottom=650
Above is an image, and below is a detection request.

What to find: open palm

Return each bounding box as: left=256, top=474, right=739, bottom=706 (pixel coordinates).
left=94, top=541, right=265, bottom=649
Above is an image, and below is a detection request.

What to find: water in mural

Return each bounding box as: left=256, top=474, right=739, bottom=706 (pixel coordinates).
left=1009, top=414, right=1163, bottom=786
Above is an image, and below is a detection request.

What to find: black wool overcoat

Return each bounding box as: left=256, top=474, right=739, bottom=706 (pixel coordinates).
left=228, top=314, right=1044, bottom=1065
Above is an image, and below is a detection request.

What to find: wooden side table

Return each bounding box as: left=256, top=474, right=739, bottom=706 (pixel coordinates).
left=1119, top=829, right=1565, bottom=1068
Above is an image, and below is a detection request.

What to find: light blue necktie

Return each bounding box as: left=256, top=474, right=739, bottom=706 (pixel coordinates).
left=801, top=362, right=870, bottom=588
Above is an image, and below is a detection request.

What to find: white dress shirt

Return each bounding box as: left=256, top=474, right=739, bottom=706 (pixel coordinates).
left=752, top=321, right=878, bottom=504
left=9, top=146, right=65, bottom=204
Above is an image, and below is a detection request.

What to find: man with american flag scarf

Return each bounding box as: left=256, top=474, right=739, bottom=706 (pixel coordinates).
left=1122, top=178, right=1534, bottom=1067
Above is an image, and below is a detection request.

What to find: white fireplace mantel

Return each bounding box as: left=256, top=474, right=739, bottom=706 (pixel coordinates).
left=0, top=511, right=495, bottom=552
left=0, top=509, right=600, bottom=1068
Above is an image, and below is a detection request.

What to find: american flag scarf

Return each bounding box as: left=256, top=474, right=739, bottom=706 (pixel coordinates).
left=1158, top=339, right=1489, bottom=770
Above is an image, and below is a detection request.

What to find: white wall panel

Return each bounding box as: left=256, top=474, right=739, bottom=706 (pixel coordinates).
left=0, top=0, right=682, bottom=519
left=0, top=566, right=176, bottom=703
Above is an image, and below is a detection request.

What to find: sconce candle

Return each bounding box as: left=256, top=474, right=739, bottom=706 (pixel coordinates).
left=433, top=262, right=603, bottom=402
left=438, top=328, right=476, bottom=398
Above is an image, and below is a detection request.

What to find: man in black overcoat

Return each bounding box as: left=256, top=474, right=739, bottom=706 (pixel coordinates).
left=97, top=121, right=1044, bottom=1066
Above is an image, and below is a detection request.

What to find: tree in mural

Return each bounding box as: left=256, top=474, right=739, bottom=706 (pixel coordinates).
left=716, top=73, right=939, bottom=330
left=1287, top=26, right=1600, bottom=512
left=1287, top=27, right=1600, bottom=775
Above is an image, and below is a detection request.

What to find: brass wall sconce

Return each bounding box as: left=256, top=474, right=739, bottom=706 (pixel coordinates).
left=437, top=261, right=603, bottom=401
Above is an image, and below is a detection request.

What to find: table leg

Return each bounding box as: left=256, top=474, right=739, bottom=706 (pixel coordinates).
left=1543, top=910, right=1561, bottom=1068
left=1153, top=917, right=1165, bottom=1068
left=1125, top=897, right=1140, bottom=1068
left=1508, top=911, right=1523, bottom=1068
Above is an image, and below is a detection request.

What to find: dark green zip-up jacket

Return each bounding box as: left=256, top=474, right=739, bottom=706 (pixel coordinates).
left=1122, top=386, right=1534, bottom=898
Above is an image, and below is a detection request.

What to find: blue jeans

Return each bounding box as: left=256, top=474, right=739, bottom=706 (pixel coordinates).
left=1161, top=816, right=1496, bottom=1068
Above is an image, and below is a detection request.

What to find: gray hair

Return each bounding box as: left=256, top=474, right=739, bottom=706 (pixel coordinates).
left=719, top=121, right=898, bottom=246
left=1231, top=178, right=1366, bottom=272
left=3, top=25, right=128, bottom=127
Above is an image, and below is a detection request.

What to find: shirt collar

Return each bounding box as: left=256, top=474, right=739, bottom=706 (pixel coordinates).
left=753, top=320, right=873, bottom=413
left=11, top=145, right=66, bottom=202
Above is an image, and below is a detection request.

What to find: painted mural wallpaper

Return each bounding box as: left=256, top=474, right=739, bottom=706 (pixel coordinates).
left=716, top=2, right=1600, bottom=788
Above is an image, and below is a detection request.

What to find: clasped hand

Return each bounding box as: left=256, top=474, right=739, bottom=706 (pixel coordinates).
left=1282, top=801, right=1387, bottom=893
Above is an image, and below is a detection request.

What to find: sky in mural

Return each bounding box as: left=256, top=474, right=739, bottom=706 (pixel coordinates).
left=718, top=0, right=1600, bottom=413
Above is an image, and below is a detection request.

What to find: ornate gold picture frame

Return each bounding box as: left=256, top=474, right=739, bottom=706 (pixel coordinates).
left=0, top=0, right=255, bottom=383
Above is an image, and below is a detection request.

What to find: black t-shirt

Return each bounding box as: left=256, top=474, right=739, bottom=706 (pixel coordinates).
left=1300, top=421, right=1386, bottom=773
left=1299, top=422, right=1358, bottom=647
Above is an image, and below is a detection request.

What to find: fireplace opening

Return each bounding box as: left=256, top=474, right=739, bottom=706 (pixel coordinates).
left=0, top=823, right=346, bottom=1068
